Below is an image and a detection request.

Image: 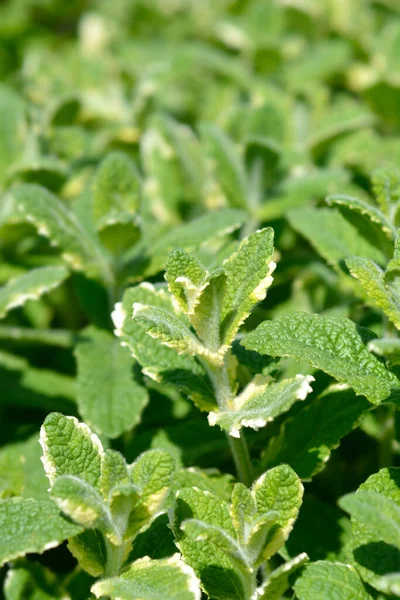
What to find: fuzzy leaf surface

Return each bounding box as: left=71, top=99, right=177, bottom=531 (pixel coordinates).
left=294, top=561, right=372, bottom=600
left=326, top=194, right=396, bottom=240
left=221, top=227, right=275, bottom=348
left=262, top=386, right=369, bottom=478
left=346, top=467, right=400, bottom=591
left=40, top=412, right=103, bottom=488
left=208, top=374, right=314, bottom=438
left=165, top=248, right=208, bottom=315
left=288, top=207, right=385, bottom=269
left=75, top=327, right=148, bottom=438
left=91, top=554, right=201, bottom=600
left=243, top=312, right=400, bottom=404
left=346, top=257, right=400, bottom=329
left=0, top=498, right=82, bottom=566
left=113, top=284, right=214, bottom=410
left=174, top=487, right=251, bottom=600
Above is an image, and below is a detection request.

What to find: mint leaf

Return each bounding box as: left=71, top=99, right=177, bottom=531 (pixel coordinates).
left=262, top=385, right=369, bottom=479
left=50, top=474, right=114, bottom=536
left=288, top=207, right=385, bottom=270
left=128, top=450, right=175, bottom=538
left=174, top=487, right=250, bottom=600
left=256, top=552, right=309, bottom=600
left=340, top=490, right=400, bottom=548
left=10, top=184, right=107, bottom=278
left=294, top=561, right=372, bottom=600
left=132, top=303, right=206, bottom=358
left=221, top=227, right=275, bottom=348
left=252, top=465, right=303, bottom=559
left=92, top=151, right=140, bottom=225
left=346, top=256, right=400, bottom=329
left=165, top=248, right=208, bottom=315
left=345, top=467, right=400, bottom=592
left=208, top=374, right=314, bottom=438
left=113, top=284, right=215, bottom=410
left=200, top=123, right=248, bottom=209
left=91, top=554, right=201, bottom=600
left=0, top=266, right=68, bottom=319
left=243, top=312, right=400, bottom=404
left=326, top=194, right=396, bottom=240
left=0, top=498, right=82, bottom=566
left=75, top=327, right=148, bottom=438
left=67, top=529, right=107, bottom=577
left=40, top=412, right=103, bottom=488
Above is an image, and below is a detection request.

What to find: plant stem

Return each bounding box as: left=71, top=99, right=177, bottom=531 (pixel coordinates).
left=227, top=432, right=254, bottom=487
left=204, top=355, right=254, bottom=486
left=104, top=538, right=125, bottom=577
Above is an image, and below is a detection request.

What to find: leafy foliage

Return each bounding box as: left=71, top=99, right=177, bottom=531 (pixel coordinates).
left=3, top=1, right=400, bottom=598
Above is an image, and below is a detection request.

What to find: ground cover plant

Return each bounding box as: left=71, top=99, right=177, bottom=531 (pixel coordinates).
left=4, top=0, right=400, bottom=598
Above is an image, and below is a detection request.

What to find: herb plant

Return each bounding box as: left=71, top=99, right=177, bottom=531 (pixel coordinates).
left=4, top=1, right=400, bottom=599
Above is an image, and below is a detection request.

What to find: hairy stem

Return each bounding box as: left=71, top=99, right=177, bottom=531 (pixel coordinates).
left=104, top=538, right=126, bottom=577
left=205, top=355, right=254, bottom=486
left=227, top=432, right=254, bottom=487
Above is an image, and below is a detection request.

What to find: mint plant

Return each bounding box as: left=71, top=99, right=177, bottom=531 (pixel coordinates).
left=4, top=2, right=400, bottom=599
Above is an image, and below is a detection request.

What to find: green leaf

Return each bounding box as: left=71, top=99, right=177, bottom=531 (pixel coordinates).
left=345, top=467, right=400, bottom=592
left=346, top=256, right=400, bottom=329
left=230, top=483, right=257, bottom=546
left=9, top=184, right=108, bottom=280
left=91, top=554, right=201, bottom=600
left=288, top=207, right=385, bottom=271
left=67, top=529, right=107, bottom=577
left=128, top=450, right=175, bottom=537
left=99, top=450, right=130, bottom=500
left=252, top=465, right=303, bottom=558
left=339, top=490, right=400, bottom=548
left=0, top=434, right=48, bottom=501
left=165, top=248, right=209, bottom=315
left=0, top=498, right=82, bottom=566
left=181, top=519, right=248, bottom=567
left=113, top=284, right=215, bottom=410
left=92, top=151, right=141, bottom=255
left=172, top=468, right=234, bottom=502
left=373, top=573, right=400, bottom=597
left=173, top=487, right=251, bottom=600
left=262, top=385, right=370, bottom=479
left=256, top=552, right=309, bottom=600
left=200, top=122, right=248, bottom=209
left=294, top=561, right=372, bottom=600
left=92, top=151, right=140, bottom=225
left=208, top=374, right=314, bottom=438
left=0, top=266, right=68, bottom=319
left=242, top=312, right=400, bottom=404
left=74, top=327, right=148, bottom=438
left=371, top=167, right=400, bottom=216
left=50, top=474, right=114, bottom=537
left=132, top=303, right=206, bottom=358
left=221, top=227, right=275, bottom=348
left=40, top=412, right=104, bottom=488
left=0, top=85, right=26, bottom=187
left=326, top=194, right=397, bottom=240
